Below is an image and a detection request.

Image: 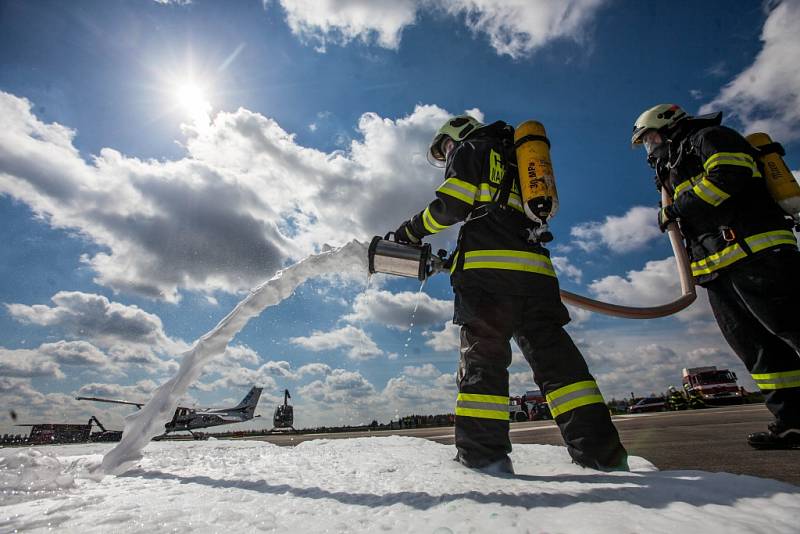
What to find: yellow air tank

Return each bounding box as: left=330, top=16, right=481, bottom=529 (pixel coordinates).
left=746, top=132, right=800, bottom=220
left=514, top=120, right=559, bottom=227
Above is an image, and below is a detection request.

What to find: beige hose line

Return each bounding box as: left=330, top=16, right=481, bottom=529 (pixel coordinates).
left=559, top=188, right=696, bottom=319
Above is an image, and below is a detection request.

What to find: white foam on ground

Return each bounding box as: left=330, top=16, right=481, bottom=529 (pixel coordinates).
left=98, top=240, right=369, bottom=475
left=1, top=437, right=798, bottom=533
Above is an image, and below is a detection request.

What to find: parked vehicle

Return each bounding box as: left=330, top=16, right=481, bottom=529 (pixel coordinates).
left=627, top=397, right=667, bottom=414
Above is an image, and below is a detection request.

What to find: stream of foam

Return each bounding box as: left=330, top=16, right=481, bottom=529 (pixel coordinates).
left=98, top=240, right=369, bottom=475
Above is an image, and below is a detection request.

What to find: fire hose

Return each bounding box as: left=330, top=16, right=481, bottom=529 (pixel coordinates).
left=558, top=189, right=696, bottom=319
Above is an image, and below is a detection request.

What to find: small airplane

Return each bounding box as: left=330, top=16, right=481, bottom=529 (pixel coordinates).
left=77, top=386, right=263, bottom=437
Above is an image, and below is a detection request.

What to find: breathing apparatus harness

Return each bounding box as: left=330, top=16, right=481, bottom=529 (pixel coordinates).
left=652, top=113, right=800, bottom=238
left=458, top=121, right=546, bottom=240
left=445, top=121, right=550, bottom=276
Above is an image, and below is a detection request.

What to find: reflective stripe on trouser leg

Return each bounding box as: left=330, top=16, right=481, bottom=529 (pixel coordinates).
left=456, top=393, right=510, bottom=420
left=454, top=289, right=513, bottom=466
left=546, top=380, right=605, bottom=418
left=751, top=370, right=800, bottom=390
left=706, top=254, right=800, bottom=427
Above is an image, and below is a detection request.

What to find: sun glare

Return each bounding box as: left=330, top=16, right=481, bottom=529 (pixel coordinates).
left=173, top=81, right=210, bottom=119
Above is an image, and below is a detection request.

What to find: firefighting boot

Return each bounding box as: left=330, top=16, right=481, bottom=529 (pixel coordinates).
left=454, top=452, right=515, bottom=474
left=747, top=422, right=800, bottom=450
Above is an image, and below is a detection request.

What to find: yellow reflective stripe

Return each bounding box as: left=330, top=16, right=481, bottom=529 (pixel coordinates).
left=745, top=230, right=798, bottom=254
left=455, top=407, right=510, bottom=421
left=456, top=392, right=510, bottom=421
left=704, top=152, right=759, bottom=174
left=751, top=369, right=800, bottom=390
left=507, top=192, right=524, bottom=213
left=673, top=178, right=694, bottom=200
left=450, top=251, right=459, bottom=274
left=458, top=393, right=508, bottom=404
left=690, top=243, right=746, bottom=276
left=692, top=176, right=730, bottom=206
left=437, top=178, right=477, bottom=205
left=477, top=183, right=496, bottom=202
left=422, top=207, right=449, bottom=234
left=463, top=250, right=556, bottom=277
left=546, top=380, right=605, bottom=418
left=673, top=173, right=705, bottom=201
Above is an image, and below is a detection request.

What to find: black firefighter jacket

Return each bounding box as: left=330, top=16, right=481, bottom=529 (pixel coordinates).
left=406, top=124, right=560, bottom=296
left=663, top=123, right=796, bottom=285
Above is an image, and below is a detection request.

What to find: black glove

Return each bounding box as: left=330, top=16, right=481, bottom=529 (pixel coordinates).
left=392, top=221, right=420, bottom=244
left=657, top=204, right=677, bottom=232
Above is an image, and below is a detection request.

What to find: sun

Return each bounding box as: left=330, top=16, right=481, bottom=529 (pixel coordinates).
left=173, top=80, right=210, bottom=119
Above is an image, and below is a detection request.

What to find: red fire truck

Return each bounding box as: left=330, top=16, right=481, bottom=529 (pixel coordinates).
left=682, top=366, right=744, bottom=405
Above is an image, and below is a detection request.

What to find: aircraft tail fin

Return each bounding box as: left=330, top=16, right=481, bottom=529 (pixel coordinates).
left=234, top=386, right=262, bottom=417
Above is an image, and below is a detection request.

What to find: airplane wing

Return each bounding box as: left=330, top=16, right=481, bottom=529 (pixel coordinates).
left=75, top=396, right=144, bottom=409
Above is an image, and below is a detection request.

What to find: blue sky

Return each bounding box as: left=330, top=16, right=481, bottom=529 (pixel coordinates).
left=1, top=0, right=799, bottom=433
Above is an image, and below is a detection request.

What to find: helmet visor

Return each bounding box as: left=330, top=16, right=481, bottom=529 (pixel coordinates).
left=641, top=130, right=663, bottom=156
left=426, top=134, right=447, bottom=168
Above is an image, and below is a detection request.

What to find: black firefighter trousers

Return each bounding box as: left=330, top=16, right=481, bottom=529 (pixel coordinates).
left=705, top=248, right=800, bottom=428
left=453, top=285, right=628, bottom=470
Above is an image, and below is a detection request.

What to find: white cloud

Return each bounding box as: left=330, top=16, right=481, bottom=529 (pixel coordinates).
left=440, top=0, right=607, bottom=58
left=296, top=362, right=333, bottom=377
left=0, top=92, right=468, bottom=302
left=564, top=304, right=592, bottom=327
left=700, top=1, right=800, bottom=141
left=343, top=289, right=451, bottom=330
left=5, top=291, right=185, bottom=370
left=289, top=325, right=384, bottom=360
left=297, top=368, right=377, bottom=403
left=587, top=257, right=714, bottom=323
left=423, top=320, right=460, bottom=352
left=552, top=255, right=582, bottom=283
left=197, top=364, right=280, bottom=392
left=275, top=0, right=418, bottom=51
left=272, top=1, right=607, bottom=58
left=38, top=340, right=113, bottom=368
left=0, top=348, right=65, bottom=379
left=402, top=363, right=439, bottom=378
left=570, top=206, right=661, bottom=253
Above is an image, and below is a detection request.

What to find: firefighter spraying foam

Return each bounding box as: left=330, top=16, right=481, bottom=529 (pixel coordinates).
left=375, top=115, right=629, bottom=473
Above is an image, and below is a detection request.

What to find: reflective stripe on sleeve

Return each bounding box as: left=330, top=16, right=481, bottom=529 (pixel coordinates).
left=545, top=380, right=605, bottom=418
left=455, top=392, right=510, bottom=421
left=751, top=369, right=800, bottom=390
left=422, top=207, right=449, bottom=234
left=437, top=177, right=477, bottom=205
left=507, top=192, right=524, bottom=213
left=463, top=250, right=556, bottom=277
left=703, top=152, right=761, bottom=176
left=477, top=183, right=496, bottom=203
left=692, top=177, right=730, bottom=206
left=674, top=174, right=703, bottom=201
left=690, top=243, right=747, bottom=277
left=744, top=230, right=798, bottom=254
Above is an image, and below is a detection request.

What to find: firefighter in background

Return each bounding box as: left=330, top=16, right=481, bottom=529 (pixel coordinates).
left=390, top=115, right=628, bottom=472
left=632, top=104, right=800, bottom=449
left=667, top=386, right=688, bottom=411
left=683, top=383, right=706, bottom=410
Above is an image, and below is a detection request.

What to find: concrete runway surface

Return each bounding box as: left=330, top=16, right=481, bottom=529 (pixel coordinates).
left=248, top=404, right=799, bottom=486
